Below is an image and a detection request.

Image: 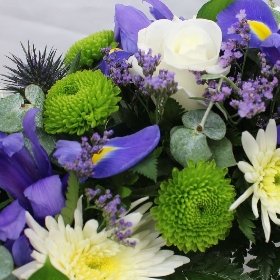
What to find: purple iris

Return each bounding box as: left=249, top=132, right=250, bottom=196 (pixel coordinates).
left=114, top=0, right=174, bottom=53
left=217, top=0, right=280, bottom=64
left=53, top=125, right=160, bottom=179
left=0, top=108, right=65, bottom=266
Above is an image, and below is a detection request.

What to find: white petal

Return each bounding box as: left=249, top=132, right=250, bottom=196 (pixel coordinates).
left=256, top=129, right=266, bottom=154
left=237, top=161, right=255, bottom=174
left=252, top=194, right=260, bottom=218
left=83, top=219, right=99, bottom=238
left=12, top=261, right=42, bottom=280
left=265, top=119, right=277, bottom=151
left=268, top=212, right=280, bottom=225
left=261, top=204, right=271, bottom=242
left=229, top=186, right=254, bottom=210
left=24, top=228, right=47, bottom=254
left=242, top=131, right=260, bottom=166
left=74, top=196, right=83, bottom=228
left=25, top=212, right=48, bottom=239
left=204, top=64, right=230, bottom=75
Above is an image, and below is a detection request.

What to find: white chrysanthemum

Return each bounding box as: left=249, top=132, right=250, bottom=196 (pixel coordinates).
left=229, top=119, right=280, bottom=242
left=13, top=197, right=189, bottom=280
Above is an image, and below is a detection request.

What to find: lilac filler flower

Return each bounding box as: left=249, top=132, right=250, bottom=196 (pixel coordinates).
left=53, top=125, right=160, bottom=179
left=0, top=108, right=65, bottom=266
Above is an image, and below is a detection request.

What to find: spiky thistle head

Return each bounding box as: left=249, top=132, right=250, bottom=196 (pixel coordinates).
left=1, top=42, right=69, bottom=94
left=65, top=30, right=118, bottom=68
left=43, top=70, right=121, bottom=135
left=151, top=160, right=236, bottom=253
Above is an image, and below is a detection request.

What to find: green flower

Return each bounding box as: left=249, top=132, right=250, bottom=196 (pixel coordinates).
left=43, top=70, right=121, bottom=135
left=151, top=160, right=235, bottom=253
left=65, top=30, right=118, bottom=67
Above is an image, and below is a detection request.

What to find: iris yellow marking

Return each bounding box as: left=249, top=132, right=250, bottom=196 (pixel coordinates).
left=92, top=146, right=117, bottom=164
left=247, top=20, right=272, bottom=41
left=109, top=48, right=122, bottom=54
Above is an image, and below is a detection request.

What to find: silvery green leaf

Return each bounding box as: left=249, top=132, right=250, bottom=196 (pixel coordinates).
left=36, top=128, right=57, bottom=155
left=208, top=137, right=236, bottom=168
left=170, top=127, right=212, bottom=167
left=0, top=95, right=27, bottom=133
left=182, top=109, right=226, bottom=140
left=25, top=85, right=45, bottom=127
left=0, top=246, right=14, bottom=280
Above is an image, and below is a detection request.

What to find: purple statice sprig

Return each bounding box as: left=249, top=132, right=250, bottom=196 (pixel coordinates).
left=101, top=47, right=132, bottom=86
left=64, top=130, right=114, bottom=180
left=86, top=188, right=136, bottom=247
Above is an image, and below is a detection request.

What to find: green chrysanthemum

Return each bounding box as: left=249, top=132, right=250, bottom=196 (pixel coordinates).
left=43, top=70, right=121, bottom=135
left=151, top=160, right=236, bottom=253
left=65, top=30, right=118, bottom=67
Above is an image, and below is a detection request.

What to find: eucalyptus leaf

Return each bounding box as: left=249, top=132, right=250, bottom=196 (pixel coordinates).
left=0, top=94, right=26, bottom=133
left=0, top=246, right=14, bottom=280
left=25, top=85, right=45, bottom=127
left=207, top=137, right=236, bottom=168
left=182, top=109, right=226, bottom=140
left=36, top=128, right=56, bottom=155
left=170, top=127, right=212, bottom=167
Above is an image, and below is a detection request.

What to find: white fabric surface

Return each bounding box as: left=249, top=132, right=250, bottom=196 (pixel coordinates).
left=0, top=0, right=208, bottom=83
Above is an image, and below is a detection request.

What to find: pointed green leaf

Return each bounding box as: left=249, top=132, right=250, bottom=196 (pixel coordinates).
left=182, top=109, right=226, bottom=140
left=170, top=127, right=212, bottom=167
left=197, top=0, right=236, bottom=21
left=208, top=137, right=236, bottom=168
left=116, top=186, right=132, bottom=198
left=28, top=256, right=69, bottom=280
left=67, top=50, right=81, bottom=74
left=57, top=172, right=80, bottom=225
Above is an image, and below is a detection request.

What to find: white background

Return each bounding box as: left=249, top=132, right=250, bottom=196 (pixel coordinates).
left=0, top=0, right=213, bottom=84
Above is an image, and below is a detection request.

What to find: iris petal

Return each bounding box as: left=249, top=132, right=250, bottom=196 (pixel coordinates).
left=217, top=0, right=278, bottom=48
left=53, top=140, right=81, bottom=166
left=143, top=0, right=173, bottom=20
left=0, top=133, right=24, bottom=157
left=114, top=4, right=151, bottom=53
left=23, top=108, right=52, bottom=178
left=260, top=33, right=280, bottom=65
left=0, top=200, right=26, bottom=241
left=12, top=235, right=33, bottom=267
left=93, top=125, right=160, bottom=178
left=24, top=175, right=65, bottom=222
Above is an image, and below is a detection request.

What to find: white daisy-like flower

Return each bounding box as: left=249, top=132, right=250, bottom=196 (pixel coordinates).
left=229, top=119, right=280, bottom=242
left=13, top=196, right=189, bottom=280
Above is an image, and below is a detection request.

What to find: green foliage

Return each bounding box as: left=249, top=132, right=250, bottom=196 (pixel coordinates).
left=236, top=204, right=256, bottom=243
left=28, top=256, right=69, bottom=280
left=131, top=147, right=162, bottom=182
left=184, top=251, right=252, bottom=280
left=247, top=241, right=277, bottom=280
left=67, top=50, right=81, bottom=75
left=0, top=246, right=14, bottom=280
left=57, top=171, right=80, bottom=225
left=197, top=0, right=236, bottom=21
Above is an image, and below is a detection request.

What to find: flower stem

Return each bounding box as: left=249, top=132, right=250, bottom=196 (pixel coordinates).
left=198, top=101, right=214, bottom=131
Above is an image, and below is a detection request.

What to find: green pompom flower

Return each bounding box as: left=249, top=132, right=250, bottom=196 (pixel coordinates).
left=151, top=160, right=235, bottom=253
left=43, top=70, right=121, bottom=135
left=65, top=30, right=118, bottom=67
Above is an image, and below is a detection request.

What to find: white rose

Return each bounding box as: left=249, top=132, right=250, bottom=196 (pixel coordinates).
left=131, top=18, right=229, bottom=110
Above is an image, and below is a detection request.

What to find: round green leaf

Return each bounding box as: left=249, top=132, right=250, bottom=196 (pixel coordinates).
left=170, top=127, right=212, bottom=167
left=0, top=246, right=14, bottom=280
left=208, top=137, right=236, bottom=168
left=0, top=94, right=25, bottom=133
left=182, top=109, right=226, bottom=140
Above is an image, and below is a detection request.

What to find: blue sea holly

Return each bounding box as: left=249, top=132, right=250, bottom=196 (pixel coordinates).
left=53, top=125, right=160, bottom=179
left=0, top=108, right=65, bottom=266
left=217, top=0, right=278, bottom=47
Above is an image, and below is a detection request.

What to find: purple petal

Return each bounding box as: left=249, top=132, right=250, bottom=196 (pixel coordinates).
left=277, top=125, right=280, bottom=145
left=261, top=33, right=280, bottom=65
left=12, top=235, right=33, bottom=266
left=144, top=0, right=173, bottom=20
left=0, top=200, right=26, bottom=241
left=0, top=133, right=24, bottom=157
left=24, top=175, right=65, bottom=222
left=23, top=108, right=52, bottom=178
left=93, top=125, right=160, bottom=178
left=0, top=132, right=6, bottom=139
left=53, top=140, right=82, bottom=166
left=114, top=4, right=151, bottom=53
left=217, top=0, right=278, bottom=48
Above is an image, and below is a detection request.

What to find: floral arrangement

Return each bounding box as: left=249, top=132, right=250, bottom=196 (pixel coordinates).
left=2, top=0, right=280, bottom=279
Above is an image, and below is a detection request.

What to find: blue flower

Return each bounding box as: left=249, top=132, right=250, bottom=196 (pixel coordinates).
left=114, top=0, right=174, bottom=53
left=53, top=125, right=161, bottom=179
left=0, top=108, right=65, bottom=266
left=217, top=0, right=280, bottom=64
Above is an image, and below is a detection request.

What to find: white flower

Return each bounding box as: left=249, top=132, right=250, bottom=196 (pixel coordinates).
left=13, top=197, right=189, bottom=280
left=130, top=18, right=229, bottom=111
left=229, top=119, right=280, bottom=242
